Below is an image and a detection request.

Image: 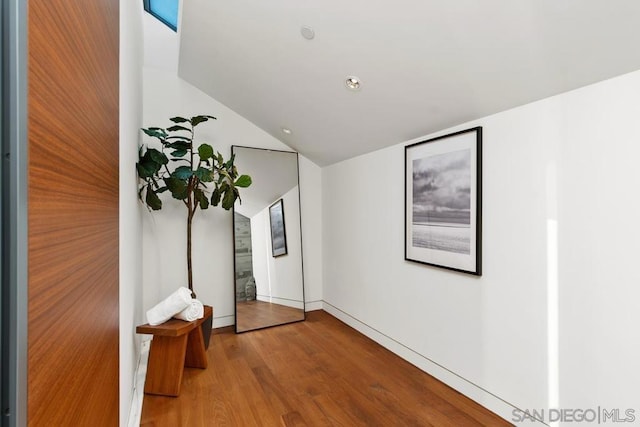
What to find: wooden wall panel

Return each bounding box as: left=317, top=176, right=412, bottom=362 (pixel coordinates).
left=28, top=0, right=119, bottom=425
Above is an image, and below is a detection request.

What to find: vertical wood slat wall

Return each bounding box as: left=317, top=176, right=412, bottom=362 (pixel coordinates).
left=28, top=1, right=119, bottom=425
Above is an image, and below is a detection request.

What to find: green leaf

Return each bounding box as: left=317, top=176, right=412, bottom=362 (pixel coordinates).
left=200, top=197, right=209, bottom=210
left=142, top=127, right=167, bottom=140
left=198, top=143, right=214, bottom=160
left=167, top=141, right=190, bottom=157
left=190, top=115, right=216, bottom=126
left=137, top=148, right=165, bottom=178
left=221, top=186, right=238, bottom=210
left=136, top=161, right=157, bottom=179
left=224, top=153, right=235, bottom=169
left=166, top=135, right=192, bottom=141
left=194, top=189, right=209, bottom=210
left=212, top=182, right=229, bottom=207
left=169, top=116, right=189, bottom=123
left=147, top=148, right=169, bottom=165
left=164, top=177, right=188, bottom=200
left=171, top=148, right=188, bottom=158
left=173, top=166, right=193, bottom=180
left=167, top=125, right=191, bottom=132
left=234, top=175, right=252, bottom=188
left=167, top=141, right=190, bottom=148
left=145, top=186, right=162, bottom=210
left=195, top=167, right=214, bottom=182
left=211, top=188, right=221, bottom=207
left=218, top=169, right=231, bottom=180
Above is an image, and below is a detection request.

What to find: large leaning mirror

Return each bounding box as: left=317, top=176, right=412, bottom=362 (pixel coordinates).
left=232, top=146, right=305, bottom=333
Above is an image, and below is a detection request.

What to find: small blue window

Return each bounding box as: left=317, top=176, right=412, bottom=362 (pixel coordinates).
left=144, top=0, right=179, bottom=32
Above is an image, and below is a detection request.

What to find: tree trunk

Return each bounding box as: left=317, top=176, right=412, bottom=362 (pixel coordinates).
left=187, top=206, right=194, bottom=296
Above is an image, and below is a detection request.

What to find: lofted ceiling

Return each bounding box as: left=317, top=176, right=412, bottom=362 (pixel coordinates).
left=178, top=1, right=640, bottom=166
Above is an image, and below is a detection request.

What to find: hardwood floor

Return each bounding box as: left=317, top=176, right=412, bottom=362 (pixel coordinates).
left=236, top=300, right=305, bottom=332
left=140, top=310, right=510, bottom=426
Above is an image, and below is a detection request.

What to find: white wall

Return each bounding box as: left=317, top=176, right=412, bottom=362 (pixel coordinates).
left=142, top=68, right=322, bottom=328
left=119, top=0, right=144, bottom=425
left=251, top=187, right=304, bottom=309
left=556, top=72, right=640, bottom=418
left=322, top=69, right=640, bottom=424
left=299, top=156, right=323, bottom=311
left=142, top=8, right=179, bottom=73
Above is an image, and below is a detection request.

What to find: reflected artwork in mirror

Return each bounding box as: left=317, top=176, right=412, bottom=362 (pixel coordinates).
left=232, top=146, right=305, bottom=333
left=269, top=199, right=287, bottom=257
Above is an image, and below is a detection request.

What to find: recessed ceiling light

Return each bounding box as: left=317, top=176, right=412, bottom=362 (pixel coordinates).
left=281, top=127, right=292, bottom=135
left=345, top=76, right=361, bottom=91
left=300, top=26, right=315, bottom=40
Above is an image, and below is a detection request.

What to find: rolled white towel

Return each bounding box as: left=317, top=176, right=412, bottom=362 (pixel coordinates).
left=146, top=287, right=193, bottom=325
left=173, top=299, right=204, bottom=322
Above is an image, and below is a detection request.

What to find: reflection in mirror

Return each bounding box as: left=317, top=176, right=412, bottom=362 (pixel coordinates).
left=232, top=146, right=305, bottom=333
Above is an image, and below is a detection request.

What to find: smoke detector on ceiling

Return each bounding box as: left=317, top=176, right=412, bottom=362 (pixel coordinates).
left=300, top=26, right=315, bottom=40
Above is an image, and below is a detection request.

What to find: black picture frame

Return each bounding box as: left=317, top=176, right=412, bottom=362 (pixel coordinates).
left=404, top=126, right=482, bottom=275
left=269, top=198, right=288, bottom=257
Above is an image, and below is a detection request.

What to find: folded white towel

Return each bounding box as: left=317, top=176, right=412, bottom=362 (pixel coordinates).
left=146, top=287, right=193, bottom=325
left=173, top=299, right=204, bottom=322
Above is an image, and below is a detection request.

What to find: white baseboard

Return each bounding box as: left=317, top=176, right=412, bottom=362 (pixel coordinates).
left=304, top=300, right=323, bottom=312
left=321, top=301, right=543, bottom=427
left=127, top=339, right=150, bottom=427
left=213, top=314, right=234, bottom=329
left=275, top=297, right=304, bottom=309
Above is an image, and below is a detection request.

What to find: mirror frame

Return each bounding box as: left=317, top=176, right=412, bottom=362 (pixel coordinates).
left=231, top=146, right=306, bottom=333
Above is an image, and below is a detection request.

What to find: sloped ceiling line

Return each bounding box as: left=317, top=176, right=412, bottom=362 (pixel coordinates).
left=178, top=0, right=640, bottom=166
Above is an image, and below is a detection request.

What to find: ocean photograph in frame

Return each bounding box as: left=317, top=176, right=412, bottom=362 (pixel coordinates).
left=405, top=127, right=482, bottom=275
left=269, top=198, right=288, bottom=257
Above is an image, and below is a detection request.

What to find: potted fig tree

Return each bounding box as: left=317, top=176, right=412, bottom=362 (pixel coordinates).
left=136, top=114, right=251, bottom=346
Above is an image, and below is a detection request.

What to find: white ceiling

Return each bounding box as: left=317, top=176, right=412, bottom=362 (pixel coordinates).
left=178, top=1, right=640, bottom=166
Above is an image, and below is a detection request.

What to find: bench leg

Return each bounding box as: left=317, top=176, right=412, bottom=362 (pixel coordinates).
left=184, top=325, right=208, bottom=369
left=144, top=334, right=188, bottom=396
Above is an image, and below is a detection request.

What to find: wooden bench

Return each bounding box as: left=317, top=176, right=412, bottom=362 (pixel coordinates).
left=136, top=305, right=213, bottom=396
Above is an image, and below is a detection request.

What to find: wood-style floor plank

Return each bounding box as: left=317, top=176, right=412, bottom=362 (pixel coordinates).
left=236, top=300, right=305, bottom=332
left=141, top=310, right=510, bottom=426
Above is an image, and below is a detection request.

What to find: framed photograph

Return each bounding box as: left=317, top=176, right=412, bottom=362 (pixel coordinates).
left=269, top=199, right=288, bottom=257
left=405, top=127, right=482, bottom=275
